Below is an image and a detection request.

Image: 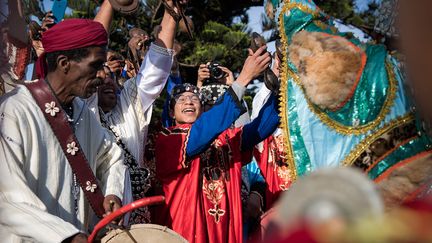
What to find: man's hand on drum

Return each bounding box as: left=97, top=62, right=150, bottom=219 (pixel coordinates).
left=103, top=194, right=123, bottom=224
left=67, top=233, right=87, bottom=243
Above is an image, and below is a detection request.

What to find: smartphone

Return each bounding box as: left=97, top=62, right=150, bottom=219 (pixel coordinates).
left=51, top=0, right=68, bottom=23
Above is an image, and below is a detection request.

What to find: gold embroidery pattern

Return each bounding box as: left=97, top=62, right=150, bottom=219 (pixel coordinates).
left=278, top=0, right=398, bottom=136
left=203, top=179, right=226, bottom=224
left=201, top=139, right=232, bottom=224
left=341, top=113, right=415, bottom=166
left=278, top=0, right=307, bottom=182
left=288, top=61, right=398, bottom=135
left=268, top=135, right=293, bottom=190
left=283, top=1, right=320, bottom=18
left=277, top=166, right=292, bottom=191
left=313, top=20, right=338, bottom=34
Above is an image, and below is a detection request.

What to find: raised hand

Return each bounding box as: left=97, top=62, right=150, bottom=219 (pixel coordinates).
left=162, top=0, right=192, bottom=38
left=236, top=45, right=272, bottom=87
left=41, top=11, right=55, bottom=31
left=102, top=194, right=123, bottom=225
left=250, top=32, right=279, bottom=94
left=219, top=66, right=235, bottom=86
left=197, top=63, right=210, bottom=87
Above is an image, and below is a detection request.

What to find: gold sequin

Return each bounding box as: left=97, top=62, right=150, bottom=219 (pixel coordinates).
left=278, top=0, right=299, bottom=181
left=341, top=113, right=415, bottom=166
left=288, top=62, right=398, bottom=135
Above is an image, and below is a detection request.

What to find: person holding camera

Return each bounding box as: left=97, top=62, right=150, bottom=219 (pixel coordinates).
left=197, top=62, right=235, bottom=87
left=155, top=45, right=279, bottom=243
left=198, top=62, right=269, bottom=240
left=197, top=62, right=251, bottom=127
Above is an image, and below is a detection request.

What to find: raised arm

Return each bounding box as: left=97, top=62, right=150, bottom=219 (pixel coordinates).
left=241, top=93, right=280, bottom=151
left=154, top=0, right=182, bottom=49
left=93, top=0, right=114, bottom=33
left=186, top=45, right=272, bottom=157
left=186, top=84, right=247, bottom=157
left=134, top=0, right=188, bottom=112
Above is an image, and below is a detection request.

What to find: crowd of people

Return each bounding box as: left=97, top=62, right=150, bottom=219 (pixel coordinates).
left=1, top=0, right=432, bottom=242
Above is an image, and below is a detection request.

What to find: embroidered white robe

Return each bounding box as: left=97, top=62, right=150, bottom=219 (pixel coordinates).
left=0, top=86, right=126, bottom=243
left=87, top=43, right=174, bottom=167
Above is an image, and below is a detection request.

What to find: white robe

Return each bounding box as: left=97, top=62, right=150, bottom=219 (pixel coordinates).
left=87, top=43, right=174, bottom=167
left=0, top=85, right=126, bottom=242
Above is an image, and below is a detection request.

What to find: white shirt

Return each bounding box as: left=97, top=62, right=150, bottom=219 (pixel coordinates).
left=87, top=43, right=174, bottom=167
left=0, top=85, right=126, bottom=242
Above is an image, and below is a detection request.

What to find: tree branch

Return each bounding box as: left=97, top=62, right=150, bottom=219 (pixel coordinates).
left=178, top=62, right=198, bottom=68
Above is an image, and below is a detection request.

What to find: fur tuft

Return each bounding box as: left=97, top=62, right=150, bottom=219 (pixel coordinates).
left=377, top=154, right=432, bottom=210
left=288, top=31, right=363, bottom=110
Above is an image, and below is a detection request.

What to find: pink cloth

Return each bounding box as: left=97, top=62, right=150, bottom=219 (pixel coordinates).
left=36, top=19, right=108, bottom=79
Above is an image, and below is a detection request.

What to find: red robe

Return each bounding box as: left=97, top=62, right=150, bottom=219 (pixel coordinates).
left=254, top=134, right=293, bottom=210
left=155, top=124, right=251, bottom=243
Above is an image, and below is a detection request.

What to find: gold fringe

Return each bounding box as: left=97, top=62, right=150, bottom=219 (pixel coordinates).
left=279, top=1, right=398, bottom=136
left=283, top=1, right=320, bottom=17
left=341, top=113, right=415, bottom=166
left=278, top=0, right=299, bottom=181
left=277, top=0, right=400, bottom=182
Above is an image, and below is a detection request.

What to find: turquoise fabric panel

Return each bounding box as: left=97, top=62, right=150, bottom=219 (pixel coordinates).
left=368, top=136, right=431, bottom=180
left=288, top=58, right=411, bottom=171
left=324, top=45, right=389, bottom=126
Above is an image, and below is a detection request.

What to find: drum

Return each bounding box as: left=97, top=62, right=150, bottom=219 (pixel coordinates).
left=101, top=224, right=188, bottom=243
left=88, top=196, right=188, bottom=243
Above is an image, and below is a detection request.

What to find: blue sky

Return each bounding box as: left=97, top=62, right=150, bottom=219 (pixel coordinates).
left=2, top=0, right=376, bottom=21
left=247, top=0, right=377, bottom=45
left=19, top=0, right=376, bottom=80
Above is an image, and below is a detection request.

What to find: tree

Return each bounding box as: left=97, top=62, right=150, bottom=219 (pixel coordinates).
left=315, top=0, right=379, bottom=37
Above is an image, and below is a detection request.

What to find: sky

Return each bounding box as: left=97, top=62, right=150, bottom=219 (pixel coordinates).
left=1, top=0, right=377, bottom=23
left=17, top=0, right=377, bottom=80
left=246, top=0, right=378, bottom=45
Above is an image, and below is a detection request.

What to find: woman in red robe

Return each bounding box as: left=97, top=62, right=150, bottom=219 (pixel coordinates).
left=154, top=45, right=279, bottom=243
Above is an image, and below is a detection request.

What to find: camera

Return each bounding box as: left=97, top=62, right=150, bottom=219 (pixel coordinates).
left=208, top=62, right=225, bottom=80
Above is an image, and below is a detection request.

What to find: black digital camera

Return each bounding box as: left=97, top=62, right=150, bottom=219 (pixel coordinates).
left=208, top=62, right=225, bottom=80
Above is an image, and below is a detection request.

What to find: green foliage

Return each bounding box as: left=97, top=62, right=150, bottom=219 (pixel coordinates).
left=179, top=21, right=249, bottom=73
left=315, top=0, right=379, bottom=31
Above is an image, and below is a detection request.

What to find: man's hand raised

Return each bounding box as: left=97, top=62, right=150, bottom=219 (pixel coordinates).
left=236, top=45, right=271, bottom=87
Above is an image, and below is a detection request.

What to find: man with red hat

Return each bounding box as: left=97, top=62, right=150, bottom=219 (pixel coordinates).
left=0, top=12, right=127, bottom=243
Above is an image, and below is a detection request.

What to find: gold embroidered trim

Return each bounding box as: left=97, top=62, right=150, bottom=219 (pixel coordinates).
left=277, top=166, right=292, bottom=191
left=279, top=1, right=398, bottom=136
left=277, top=0, right=400, bottom=182
left=283, top=1, right=320, bottom=17
left=341, top=113, right=415, bottom=166
left=313, top=20, right=338, bottom=33
left=203, top=179, right=226, bottom=224
left=289, top=61, right=397, bottom=135
left=278, top=0, right=299, bottom=181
